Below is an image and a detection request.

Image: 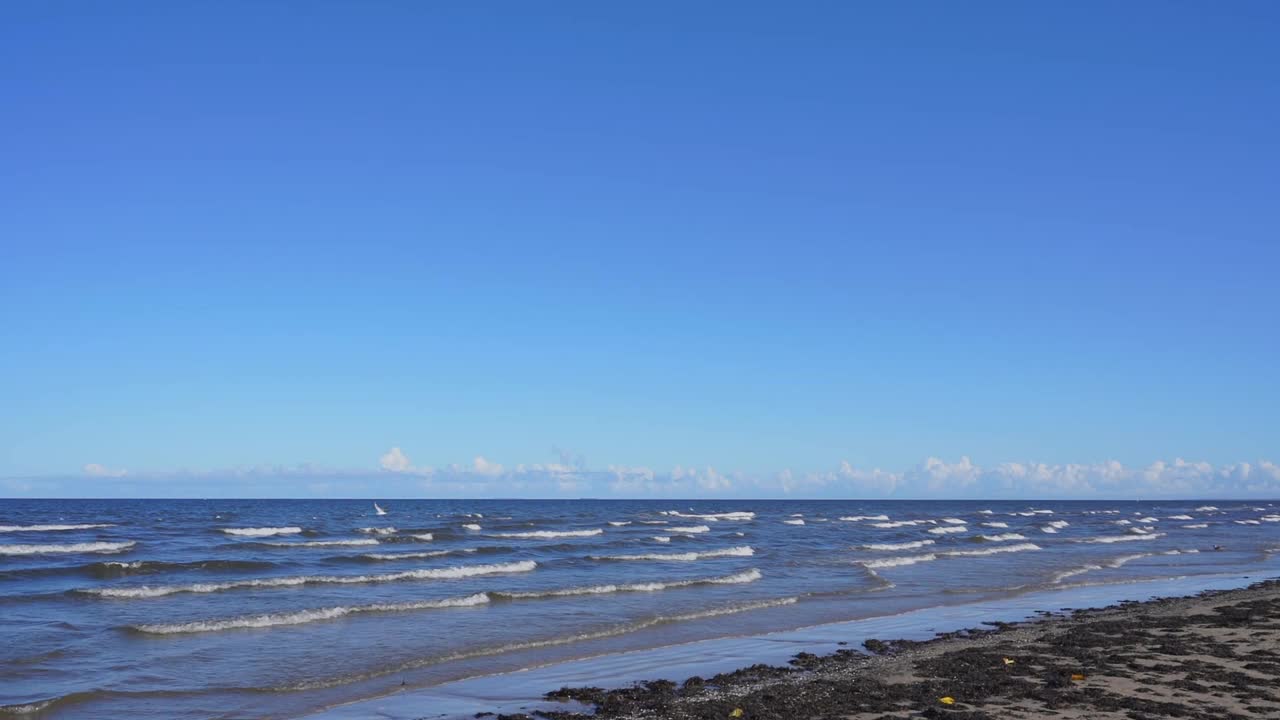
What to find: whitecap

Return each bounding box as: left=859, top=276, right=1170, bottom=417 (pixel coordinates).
left=462, top=524, right=482, bottom=531
left=132, top=593, right=492, bottom=634
left=1081, top=533, right=1166, bottom=544
left=859, top=539, right=935, bottom=551
left=980, top=533, right=1027, bottom=542
left=263, top=539, right=379, bottom=547
left=1166, top=515, right=1193, bottom=520
left=838, top=515, right=889, bottom=522
left=1182, top=523, right=1209, bottom=529
left=927, top=525, right=966, bottom=535
left=980, top=521, right=1008, bottom=528
left=860, top=553, right=937, bottom=569
left=590, top=546, right=754, bottom=562
left=0, top=523, right=114, bottom=532
left=489, top=529, right=603, bottom=539
left=1195, top=505, right=1219, bottom=511
left=941, top=518, right=965, bottom=525
left=362, top=548, right=478, bottom=561
left=664, top=525, right=710, bottom=534
left=222, top=527, right=302, bottom=537
left=495, top=569, right=762, bottom=598
left=943, top=542, right=1040, bottom=558
left=412, top=533, right=434, bottom=541
left=358, top=527, right=397, bottom=535
left=0, top=541, right=136, bottom=556
left=81, top=560, right=537, bottom=598
left=607, top=521, right=631, bottom=526
left=782, top=519, right=805, bottom=525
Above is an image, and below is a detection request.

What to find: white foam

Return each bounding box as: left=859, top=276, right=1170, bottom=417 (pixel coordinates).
left=1050, top=552, right=1150, bottom=583
left=1181, top=523, right=1209, bottom=529
left=651, top=536, right=671, bottom=543
left=132, top=593, right=492, bottom=634
left=81, top=560, right=537, bottom=598
left=1166, top=515, right=1194, bottom=520
left=941, top=518, right=966, bottom=525
left=1195, top=505, right=1219, bottom=511
left=0, top=523, right=114, bottom=532
left=838, top=515, right=889, bottom=522
left=591, top=546, right=754, bottom=562
left=943, top=542, right=1041, bottom=558
left=859, top=539, right=935, bottom=551
left=664, top=525, right=710, bottom=534
left=1136, top=517, right=1159, bottom=523
left=1081, top=533, right=1166, bottom=544
left=662, top=511, right=755, bottom=521
left=782, top=519, right=805, bottom=525
left=1030, top=510, right=1054, bottom=515
left=222, top=527, right=302, bottom=537
left=861, top=553, right=937, bottom=569
left=358, top=527, right=397, bottom=535
left=1262, top=516, right=1280, bottom=523
left=1162, top=549, right=1200, bottom=555
left=928, top=525, right=967, bottom=535
left=607, top=521, right=631, bottom=526
left=412, top=533, right=434, bottom=541
left=977, top=509, right=994, bottom=515
left=1234, top=520, right=1261, bottom=525
left=263, top=539, right=379, bottom=547
left=489, top=529, right=603, bottom=539
left=1040, top=520, right=1069, bottom=533
left=980, top=521, right=1009, bottom=528
left=1111, top=519, right=1132, bottom=525
left=462, top=524, right=482, bottom=531
left=362, top=548, right=477, bottom=561
left=496, top=569, right=762, bottom=598
left=980, top=533, right=1027, bottom=542
left=0, top=541, right=136, bottom=556
left=871, top=520, right=928, bottom=528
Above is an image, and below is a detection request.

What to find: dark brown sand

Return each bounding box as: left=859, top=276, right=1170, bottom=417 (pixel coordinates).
left=482, top=578, right=1280, bottom=720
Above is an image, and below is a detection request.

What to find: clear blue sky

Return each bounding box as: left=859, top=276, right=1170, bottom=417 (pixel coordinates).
left=2, top=2, right=1277, bottom=498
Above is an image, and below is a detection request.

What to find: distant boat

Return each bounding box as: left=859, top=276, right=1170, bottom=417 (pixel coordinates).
left=374, top=502, right=388, bottom=516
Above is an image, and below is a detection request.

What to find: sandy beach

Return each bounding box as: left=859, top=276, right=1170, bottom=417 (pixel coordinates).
left=505, top=578, right=1280, bottom=720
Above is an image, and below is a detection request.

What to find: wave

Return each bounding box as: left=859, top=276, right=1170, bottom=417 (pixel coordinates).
left=222, top=527, right=302, bottom=537
left=488, top=529, right=603, bottom=539
left=651, top=536, right=671, bottom=543
left=412, top=533, right=434, bottom=541
left=1195, top=505, right=1219, bottom=511
left=1080, top=533, right=1166, bottom=544
left=0, top=541, right=135, bottom=556
left=980, top=521, right=1008, bottom=528
left=942, top=542, right=1040, bottom=558
left=871, top=520, right=931, bottom=528
left=859, top=540, right=934, bottom=551
left=1234, top=520, right=1261, bottom=525
left=664, top=525, right=710, bottom=534
left=940, top=518, right=965, bottom=525
left=1040, top=520, right=1069, bottom=533
left=1049, top=553, right=1151, bottom=583
left=78, top=560, right=537, bottom=598
left=0, top=524, right=114, bottom=533
left=839, top=515, right=889, bottom=522
left=263, top=539, right=380, bottom=547
left=360, top=549, right=478, bottom=561
left=130, top=593, right=492, bottom=634
left=462, top=524, right=482, bottom=531
left=979, top=533, right=1027, bottom=542
left=1166, top=515, right=1194, bottom=520
left=589, top=546, right=754, bottom=562
left=927, top=525, right=966, bottom=535
left=861, top=553, right=937, bottom=569
left=1183, top=523, right=1209, bottom=529
left=661, top=511, right=755, bottom=521
left=358, top=527, right=397, bottom=535
left=782, top=519, right=805, bottom=525
left=1136, top=517, right=1159, bottom=523
left=607, top=521, right=631, bottom=526
left=493, top=569, right=762, bottom=599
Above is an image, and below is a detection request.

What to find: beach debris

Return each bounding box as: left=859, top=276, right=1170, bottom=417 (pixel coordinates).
left=1002, top=657, right=1015, bottom=665
left=940, top=696, right=956, bottom=704
left=1071, top=673, right=1086, bottom=681
left=729, top=708, right=744, bottom=717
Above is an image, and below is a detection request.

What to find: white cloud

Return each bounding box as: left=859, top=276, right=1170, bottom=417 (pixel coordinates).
left=378, top=447, right=412, bottom=473
left=83, top=463, right=126, bottom=478
left=471, top=456, right=504, bottom=476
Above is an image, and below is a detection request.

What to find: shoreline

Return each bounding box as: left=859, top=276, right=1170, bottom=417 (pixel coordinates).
left=517, top=577, right=1280, bottom=719
left=304, top=570, right=1280, bottom=720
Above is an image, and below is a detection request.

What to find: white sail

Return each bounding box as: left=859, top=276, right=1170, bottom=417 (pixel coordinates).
left=374, top=502, right=387, bottom=516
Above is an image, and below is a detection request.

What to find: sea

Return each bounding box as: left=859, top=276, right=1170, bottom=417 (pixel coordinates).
left=2, top=498, right=1278, bottom=719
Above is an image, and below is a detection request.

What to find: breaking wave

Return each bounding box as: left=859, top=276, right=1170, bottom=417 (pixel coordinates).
left=0, top=524, right=114, bottom=533
left=130, top=593, right=492, bottom=634
left=488, top=529, right=603, bottom=539
left=0, top=541, right=135, bottom=556
left=859, top=540, right=935, bottom=551
left=221, top=527, right=302, bottom=537
left=493, top=569, right=762, bottom=599
left=78, top=560, right=537, bottom=598
left=1080, top=533, right=1166, bottom=544
left=664, top=525, right=710, bottom=534
left=589, top=546, right=754, bottom=562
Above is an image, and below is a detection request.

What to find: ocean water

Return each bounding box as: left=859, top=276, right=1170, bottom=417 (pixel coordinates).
left=1, top=499, right=1278, bottom=718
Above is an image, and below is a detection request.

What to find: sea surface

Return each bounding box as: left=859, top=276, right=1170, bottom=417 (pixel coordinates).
left=1, top=498, right=1278, bottom=719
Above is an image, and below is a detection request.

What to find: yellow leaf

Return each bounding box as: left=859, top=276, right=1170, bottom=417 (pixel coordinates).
left=730, top=709, right=744, bottom=718
left=1071, top=673, right=1086, bottom=681
left=939, top=696, right=956, bottom=705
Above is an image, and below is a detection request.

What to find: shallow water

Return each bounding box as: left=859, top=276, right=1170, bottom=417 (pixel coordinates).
left=1, top=498, right=1277, bottom=718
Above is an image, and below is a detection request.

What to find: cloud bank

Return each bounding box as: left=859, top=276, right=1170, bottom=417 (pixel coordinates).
left=5, top=453, right=1277, bottom=499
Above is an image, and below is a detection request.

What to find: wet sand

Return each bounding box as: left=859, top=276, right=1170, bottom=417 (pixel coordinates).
left=508, top=578, right=1280, bottom=719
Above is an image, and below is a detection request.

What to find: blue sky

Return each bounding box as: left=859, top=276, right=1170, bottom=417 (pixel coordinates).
left=2, top=3, right=1277, bottom=498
